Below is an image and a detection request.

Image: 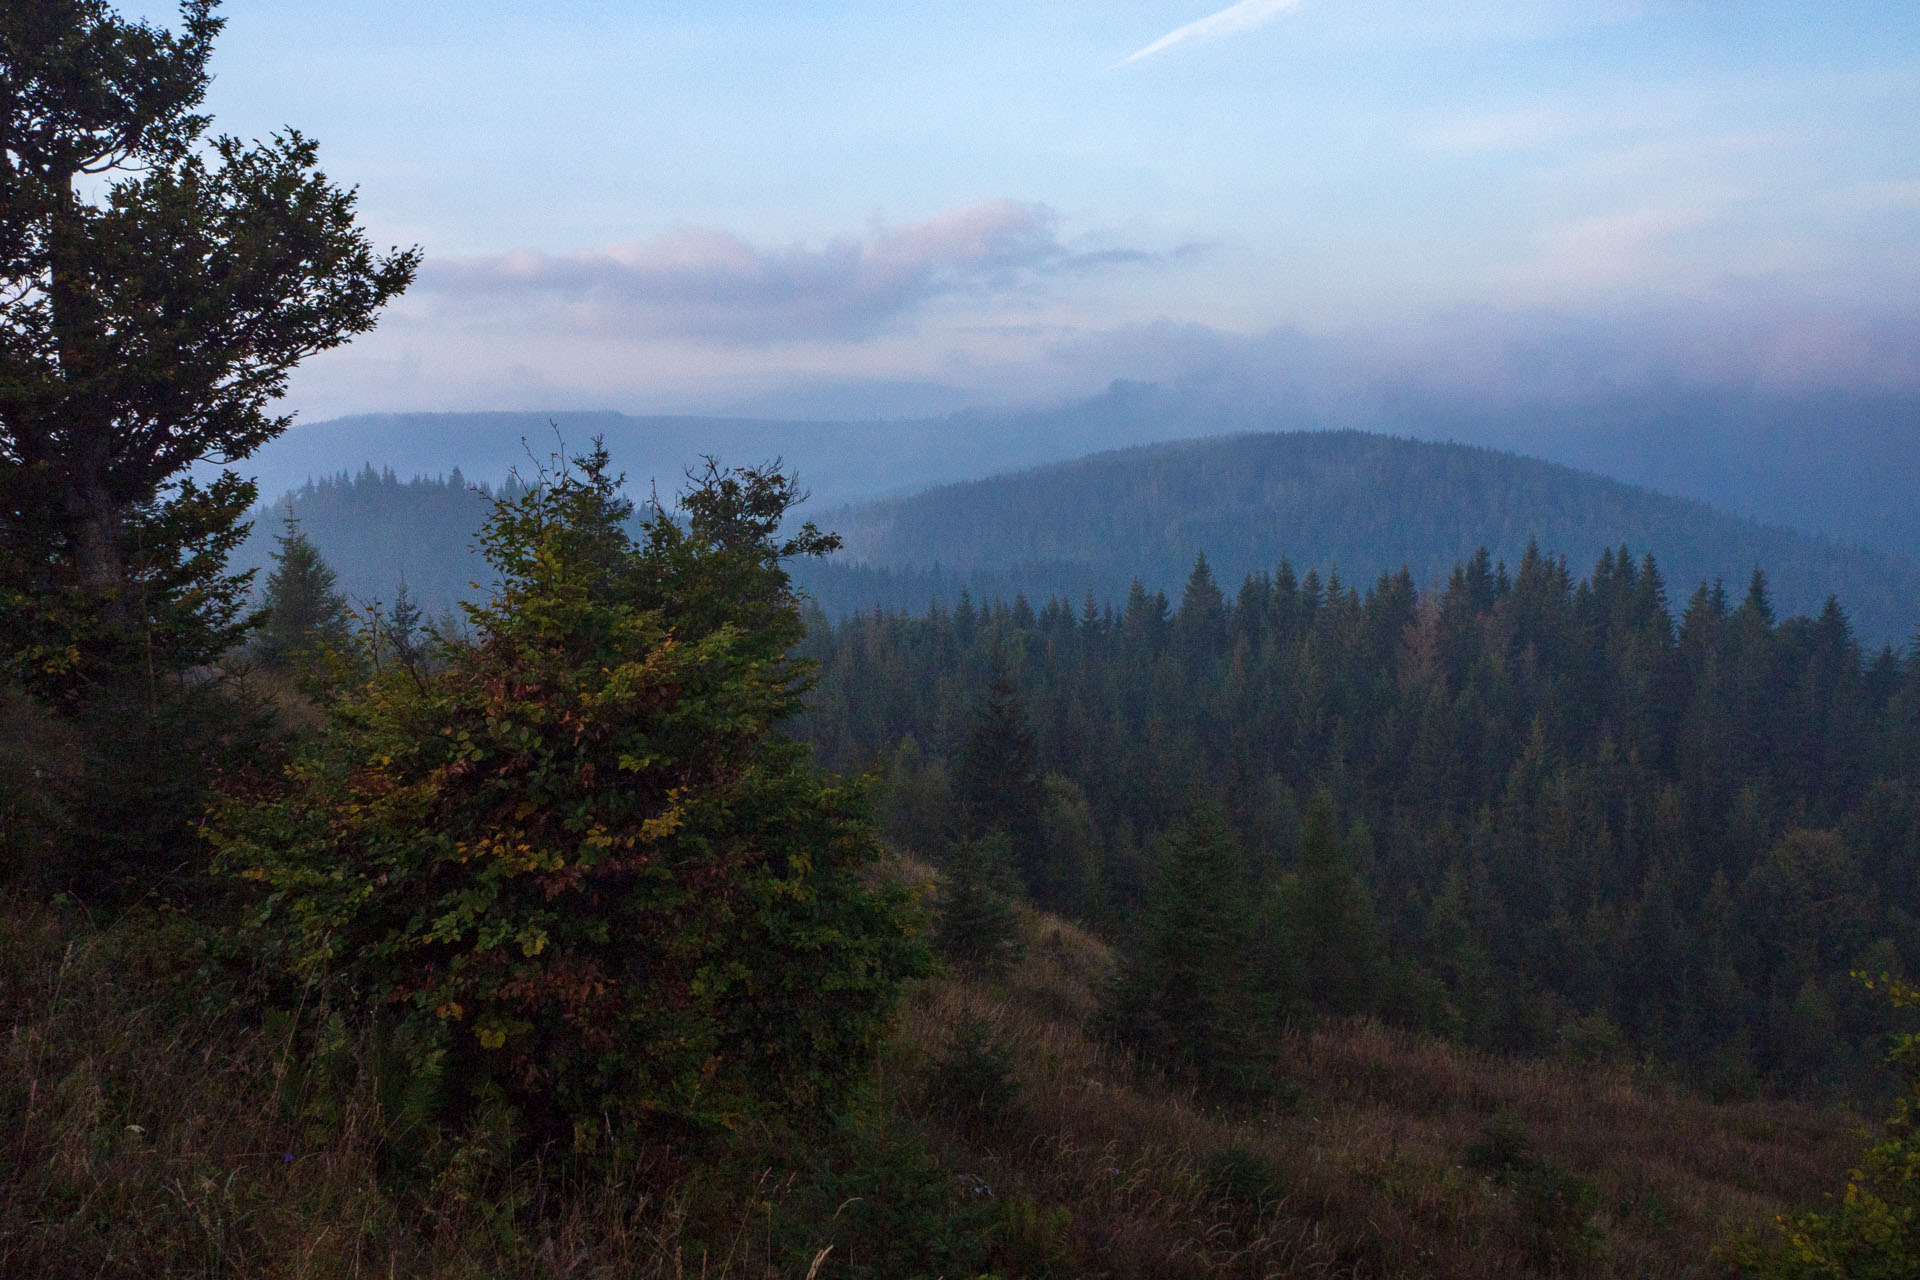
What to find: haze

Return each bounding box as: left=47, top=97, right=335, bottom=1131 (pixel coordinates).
left=128, top=1, right=1920, bottom=422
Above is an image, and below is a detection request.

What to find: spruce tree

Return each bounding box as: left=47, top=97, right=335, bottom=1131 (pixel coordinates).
left=935, top=832, right=1026, bottom=976
left=0, top=0, right=416, bottom=701
left=1174, top=553, right=1228, bottom=660
left=1283, top=788, right=1388, bottom=1016
left=956, top=648, right=1048, bottom=901
left=253, top=510, right=351, bottom=670
left=0, top=0, right=412, bottom=895
left=383, top=580, right=424, bottom=670
left=1103, top=803, right=1264, bottom=1094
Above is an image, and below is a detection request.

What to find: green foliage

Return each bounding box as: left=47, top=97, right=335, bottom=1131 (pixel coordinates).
left=1465, top=1111, right=1534, bottom=1176
left=759, top=1100, right=1001, bottom=1280
left=799, top=533, right=1920, bottom=1091
left=0, top=0, right=416, bottom=704
left=880, top=734, right=960, bottom=857
left=1514, top=1160, right=1602, bottom=1270
left=211, top=444, right=927, bottom=1159
left=1464, top=1113, right=1602, bottom=1269
left=935, top=834, right=1027, bottom=977
left=957, top=650, right=1050, bottom=903
left=0, top=1, right=410, bottom=902
left=253, top=509, right=353, bottom=671
left=1102, top=803, right=1267, bottom=1095
left=1720, top=974, right=1920, bottom=1278
left=1560, top=1013, right=1628, bottom=1066
left=1270, top=790, right=1388, bottom=1018
left=923, top=1013, right=1022, bottom=1137
left=0, top=667, right=280, bottom=898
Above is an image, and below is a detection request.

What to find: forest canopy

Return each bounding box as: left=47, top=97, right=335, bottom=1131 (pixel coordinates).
left=799, top=544, right=1920, bottom=1096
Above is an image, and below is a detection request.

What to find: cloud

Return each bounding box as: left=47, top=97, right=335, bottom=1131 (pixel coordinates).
left=1493, top=203, right=1718, bottom=299
left=417, top=200, right=1158, bottom=344
left=1120, top=0, right=1306, bottom=66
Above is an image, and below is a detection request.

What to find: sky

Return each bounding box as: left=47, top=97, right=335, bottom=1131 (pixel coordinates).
left=136, top=1, right=1920, bottom=419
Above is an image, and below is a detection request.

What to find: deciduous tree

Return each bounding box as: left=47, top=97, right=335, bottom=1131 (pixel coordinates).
left=213, top=446, right=926, bottom=1157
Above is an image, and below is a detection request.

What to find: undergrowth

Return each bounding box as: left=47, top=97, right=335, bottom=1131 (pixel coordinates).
left=1, top=882, right=1864, bottom=1278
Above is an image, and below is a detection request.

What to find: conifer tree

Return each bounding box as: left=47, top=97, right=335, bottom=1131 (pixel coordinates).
left=1174, top=553, right=1228, bottom=660
left=0, top=0, right=416, bottom=701
left=253, top=510, right=351, bottom=670
left=1103, top=803, right=1263, bottom=1093
left=935, top=832, right=1026, bottom=976
left=1282, top=788, right=1388, bottom=1016
left=956, top=648, right=1049, bottom=901
left=383, top=579, right=424, bottom=670
left=0, top=0, right=412, bottom=895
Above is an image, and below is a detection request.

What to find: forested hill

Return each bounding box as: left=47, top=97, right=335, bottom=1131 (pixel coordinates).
left=235, top=468, right=498, bottom=614
left=803, top=430, right=1920, bottom=647
left=230, top=387, right=1239, bottom=513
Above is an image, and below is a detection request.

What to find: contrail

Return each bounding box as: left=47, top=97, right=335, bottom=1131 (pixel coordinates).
left=1120, top=0, right=1305, bottom=66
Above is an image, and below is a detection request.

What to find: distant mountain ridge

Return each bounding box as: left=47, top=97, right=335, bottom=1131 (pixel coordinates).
left=231, top=387, right=1251, bottom=513
left=238, top=428, right=1920, bottom=648
left=238, top=385, right=1920, bottom=571
left=798, top=431, right=1920, bottom=647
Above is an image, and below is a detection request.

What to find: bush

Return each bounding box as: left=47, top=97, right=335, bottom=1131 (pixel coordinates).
left=1558, top=1012, right=1627, bottom=1066
left=924, top=1014, right=1022, bottom=1136
left=934, top=834, right=1026, bottom=976
left=1720, top=973, right=1920, bottom=1278
left=1514, top=1161, right=1601, bottom=1270
left=211, top=445, right=927, bottom=1162
left=1464, top=1112, right=1600, bottom=1269
left=3, top=675, right=281, bottom=901
left=1464, top=1111, right=1532, bottom=1176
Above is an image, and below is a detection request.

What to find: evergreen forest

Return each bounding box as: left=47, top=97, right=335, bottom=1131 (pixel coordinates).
left=6, top=4, right=1920, bottom=1276
left=799, top=546, right=1920, bottom=1097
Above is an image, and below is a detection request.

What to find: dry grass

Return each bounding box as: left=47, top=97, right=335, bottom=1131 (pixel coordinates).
left=0, top=882, right=1861, bottom=1278
left=888, top=906, right=1857, bottom=1279
left=0, top=897, right=757, bottom=1278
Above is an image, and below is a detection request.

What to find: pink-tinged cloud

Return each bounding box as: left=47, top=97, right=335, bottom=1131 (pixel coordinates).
left=418, top=200, right=1158, bottom=344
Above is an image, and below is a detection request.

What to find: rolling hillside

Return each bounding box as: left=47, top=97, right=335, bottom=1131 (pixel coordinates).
left=801, top=431, right=1920, bottom=646
left=234, top=428, right=1920, bottom=646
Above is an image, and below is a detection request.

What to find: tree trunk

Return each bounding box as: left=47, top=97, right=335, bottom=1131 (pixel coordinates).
left=48, top=186, right=130, bottom=620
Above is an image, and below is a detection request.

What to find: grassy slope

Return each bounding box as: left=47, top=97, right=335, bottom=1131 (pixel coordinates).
left=1, top=880, right=1861, bottom=1278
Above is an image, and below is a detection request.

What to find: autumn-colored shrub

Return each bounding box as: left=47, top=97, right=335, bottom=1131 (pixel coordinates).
left=210, top=444, right=926, bottom=1161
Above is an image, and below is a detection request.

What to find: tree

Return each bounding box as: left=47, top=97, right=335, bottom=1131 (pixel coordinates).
left=212, top=445, right=926, bottom=1158
left=0, top=0, right=417, bottom=702
left=934, top=833, right=1026, bottom=977
left=252, top=508, right=350, bottom=670
left=955, top=648, right=1048, bottom=901
left=380, top=579, right=424, bottom=671
left=1173, top=552, right=1227, bottom=661
left=1102, top=803, right=1264, bottom=1094
left=1276, top=789, right=1387, bottom=1016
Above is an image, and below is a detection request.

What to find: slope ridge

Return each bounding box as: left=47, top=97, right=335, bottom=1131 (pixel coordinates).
left=803, top=430, right=1920, bottom=645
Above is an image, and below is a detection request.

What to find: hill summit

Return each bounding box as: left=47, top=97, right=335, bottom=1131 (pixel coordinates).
left=799, top=430, right=1920, bottom=646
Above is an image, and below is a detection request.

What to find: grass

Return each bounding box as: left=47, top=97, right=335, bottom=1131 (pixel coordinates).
left=1, top=877, right=1864, bottom=1278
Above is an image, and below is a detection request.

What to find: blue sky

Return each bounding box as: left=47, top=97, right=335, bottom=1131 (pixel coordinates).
left=145, top=1, right=1920, bottom=417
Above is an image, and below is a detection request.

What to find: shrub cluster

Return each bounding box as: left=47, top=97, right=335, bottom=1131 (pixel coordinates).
left=210, top=445, right=926, bottom=1159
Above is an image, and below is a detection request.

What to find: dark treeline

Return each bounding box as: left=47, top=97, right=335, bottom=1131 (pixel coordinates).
left=815, top=431, right=1920, bottom=647
left=797, top=544, right=1920, bottom=1097
left=231, top=467, right=501, bottom=614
